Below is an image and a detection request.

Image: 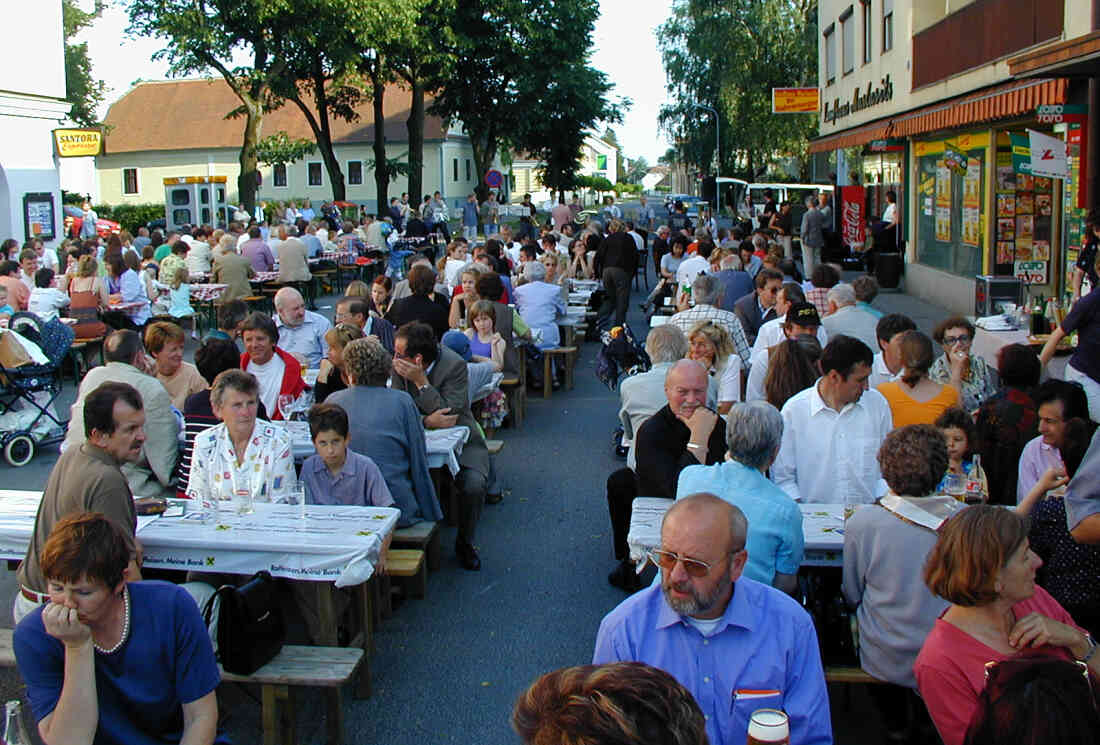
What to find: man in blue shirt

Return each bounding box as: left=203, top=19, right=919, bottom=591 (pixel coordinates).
left=273, top=286, right=331, bottom=369
left=593, top=493, right=831, bottom=745
left=676, top=401, right=803, bottom=594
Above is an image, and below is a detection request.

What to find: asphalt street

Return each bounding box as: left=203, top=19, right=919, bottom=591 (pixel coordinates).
left=0, top=258, right=950, bottom=743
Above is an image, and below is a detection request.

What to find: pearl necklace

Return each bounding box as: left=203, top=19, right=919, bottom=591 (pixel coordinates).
left=93, top=587, right=130, bottom=655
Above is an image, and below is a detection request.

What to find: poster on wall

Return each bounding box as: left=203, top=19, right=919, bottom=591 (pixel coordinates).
left=997, top=194, right=1016, bottom=218
left=962, top=207, right=980, bottom=247
left=997, top=242, right=1015, bottom=264
left=935, top=206, right=952, bottom=242
left=935, top=162, right=952, bottom=207
left=22, top=193, right=55, bottom=241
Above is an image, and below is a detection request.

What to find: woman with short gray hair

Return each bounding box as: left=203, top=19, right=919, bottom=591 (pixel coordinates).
left=514, top=259, right=566, bottom=350
left=675, top=401, right=803, bottom=593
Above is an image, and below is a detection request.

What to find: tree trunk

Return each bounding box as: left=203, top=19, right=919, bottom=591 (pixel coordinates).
left=237, top=98, right=263, bottom=215
left=470, top=133, right=496, bottom=204
left=371, top=66, right=390, bottom=215
left=406, top=77, right=425, bottom=205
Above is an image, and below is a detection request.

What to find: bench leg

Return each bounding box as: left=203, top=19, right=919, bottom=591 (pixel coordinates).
left=565, top=352, right=575, bottom=390
left=326, top=689, right=345, bottom=745
left=543, top=354, right=552, bottom=399
left=261, top=684, right=295, bottom=745
left=354, top=582, right=374, bottom=700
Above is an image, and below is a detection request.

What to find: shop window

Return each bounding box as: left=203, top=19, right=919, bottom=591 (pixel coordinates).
left=882, top=0, right=893, bottom=52
left=453, top=158, right=459, bottom=182
left=840, top=6, right=854, bottom=76
left=466, top=159, right=471, bottom=182
left=862, top=0, right=872, bottom=64
left=914, top=136, right=986, bottom=278
left=273, top=163, right=287, bottom=188
left=824, top=24, right=836, bottom=86
left=308, top=162, right=322, bottom=186
left=348, top=161, right=362, bottom=185
left=123, top=168, right=139, bottom=195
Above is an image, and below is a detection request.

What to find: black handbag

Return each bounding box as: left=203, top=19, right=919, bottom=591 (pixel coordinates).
left=202, top=571, right=285, bottom=675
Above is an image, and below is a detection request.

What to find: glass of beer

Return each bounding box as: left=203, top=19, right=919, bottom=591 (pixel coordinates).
left=747, top=708, right=789, bottom=745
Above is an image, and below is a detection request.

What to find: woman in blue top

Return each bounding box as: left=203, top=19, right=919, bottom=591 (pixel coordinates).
left=14, top=512, right=224, bottom=745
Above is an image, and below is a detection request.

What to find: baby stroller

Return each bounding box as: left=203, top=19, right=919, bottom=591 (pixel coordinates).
left=0, top=314, right=73, bottom=466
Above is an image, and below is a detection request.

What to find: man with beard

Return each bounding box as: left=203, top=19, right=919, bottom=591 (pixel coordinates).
left=593, top=493, right=831, bottom=745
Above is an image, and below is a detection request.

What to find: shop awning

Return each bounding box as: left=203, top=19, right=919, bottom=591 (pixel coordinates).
left=1008, top=30, right=1100, bottom=79
left=808, top=78, right=1067, bottom=153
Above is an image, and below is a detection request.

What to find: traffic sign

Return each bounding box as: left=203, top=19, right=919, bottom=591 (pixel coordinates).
left=485, top=169, right=503, bottom=188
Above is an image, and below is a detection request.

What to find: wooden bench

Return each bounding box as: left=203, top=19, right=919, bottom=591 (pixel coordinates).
left=500, top=349, right=527, bottom=428
left=376, top=549, right=427, bottom=618
left=542, top=346, right=577, bottom=399
left=220, top=645, right=364, bottom=745
left=392, top=520, right=441, bottom=571
left=824, top=666, right=884, bottom=685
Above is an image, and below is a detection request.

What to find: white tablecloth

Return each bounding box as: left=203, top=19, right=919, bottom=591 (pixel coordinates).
left=0, top=491, right=399, bottom=587
left=626, top=498, right=845, bottom=569
left=972, top=327, right=1068, bottom=380
left=282, top=422, right=469, bottom=475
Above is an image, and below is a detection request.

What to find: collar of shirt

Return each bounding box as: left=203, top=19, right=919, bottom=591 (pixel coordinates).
left=756, top=297, right=768, bottom=316
left=808, top=378, right=863, bottom=416
left=309, top=452, right=357, bottom=481
left=654, top=578, right=756, bottom=635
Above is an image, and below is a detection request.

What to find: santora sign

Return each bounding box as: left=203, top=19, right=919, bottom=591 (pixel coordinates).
left=824, top=75, right=894, bottom=125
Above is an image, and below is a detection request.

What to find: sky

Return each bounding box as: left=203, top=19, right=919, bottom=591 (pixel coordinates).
left=80, top=0, right=672, bottom=164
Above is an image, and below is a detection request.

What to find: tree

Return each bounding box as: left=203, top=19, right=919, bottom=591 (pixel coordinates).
left=128, top=0, right=307, bottom=213
left=658, top=0, right=818, bottom=181
left=254, top=131, right=316, bottom=169
left=430, top=0, right=621, bottom=202
left=62, top=0, right=106, bottom=126
left=626, top=156, right=650, bottom=184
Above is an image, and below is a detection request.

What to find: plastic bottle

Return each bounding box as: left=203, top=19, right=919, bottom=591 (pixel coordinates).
left=2, top=700, right=31, bottom=745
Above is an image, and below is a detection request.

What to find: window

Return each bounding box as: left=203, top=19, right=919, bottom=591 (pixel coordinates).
left=308, top=162, right=322, bottom=186
left=840, top=6, right=854, bottom=75
left=348, top=161, right=362, bottom=185
left=453, top=158, right=459, bottom=182
left=273, top=163, right=287, bottom=187
left=862, top=0, right=872, bottom=64
left=882, top=0, right=893, bottom=52
left=122, top=168, right=139, bottom=195
left=465, top=159, right=471, bottom=182
left=824, top=24, right=836, bottom=85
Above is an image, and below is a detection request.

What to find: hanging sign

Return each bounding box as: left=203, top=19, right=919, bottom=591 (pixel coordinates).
left=1027, top=129, right=1068, bottom=180
left=772, top=88, right=820, bottom=114
left=52, top=128, right=103, bottom=158
left=1014, top=260, right=1048, bottom=284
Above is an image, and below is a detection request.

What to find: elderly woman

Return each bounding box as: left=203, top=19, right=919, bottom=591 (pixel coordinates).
left=687, top=321, right=741, bottom=414
left=675, top=401, right=803, bottom=593
left=313, top=323, right=364, bottom=403
left=448, top=262, right=487, bottom=329
left=975, top=343, right=1041, bottom=505
left=914, top=506, right=1100, bottom=745
left=513, top=261, right=566, bottom=350
left=877, top=330, right=961, bottom=427
left=843, top=424, right=960, bottom=741
left=14, top=513, right=222, bottom=745
left=185, top=369, right=295, bottom=504
left=326, top=337, right=443, bottom=527
left=930, top=316, right=1000, bottom=411
left=144, top=321, right=208, bottom=410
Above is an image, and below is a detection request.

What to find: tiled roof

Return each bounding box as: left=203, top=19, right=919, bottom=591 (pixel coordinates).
left=102, top=78, right=448, bottom=154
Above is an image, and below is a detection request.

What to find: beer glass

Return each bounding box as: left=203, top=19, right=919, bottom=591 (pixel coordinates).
left=747, top=708, right=789, bottom=745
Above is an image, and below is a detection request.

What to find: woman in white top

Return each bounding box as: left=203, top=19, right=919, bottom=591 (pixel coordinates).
left=687, top=320, right=742, bottom=414
left=119, top=252, right=151, bottom=326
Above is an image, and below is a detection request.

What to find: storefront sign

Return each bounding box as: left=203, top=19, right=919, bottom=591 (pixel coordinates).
left=772, top=87, right=819, bottom=114
left=1009, top=132, right=1032, bottom=174
left=865, top=139, right=905, bottom=153
left=1014, top=260, right=1048, bottom=285
left=52, top=128, right=102, bottom=158
left=1027, top=129, right=1068, bottom=179
left=1035, top=104, right=1087, bottom=124
left=823, top=75, right=894, bottom=124
left=840, top=186, right=866, bottom=248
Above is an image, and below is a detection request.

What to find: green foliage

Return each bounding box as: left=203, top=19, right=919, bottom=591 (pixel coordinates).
left=615, top=182, right=643, bottom=195
left=253, top=131, right=316, bottom=167
left=626, top=156, right=649, bottom=184
left=659, top=0, right=818, bottom=179
left=91, top=204, right=165, bottom=234
left=62, top=0, right=106, bottom=126
left=366, top=152, right=412, bottom=183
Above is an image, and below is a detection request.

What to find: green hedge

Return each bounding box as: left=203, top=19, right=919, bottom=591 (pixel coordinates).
left=91, top=204, right=165, bottom=235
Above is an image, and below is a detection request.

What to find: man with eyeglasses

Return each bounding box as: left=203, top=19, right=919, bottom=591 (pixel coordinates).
left=594, top=493, right=831, bottom=745
left=334, top=297, right=395, bottom=354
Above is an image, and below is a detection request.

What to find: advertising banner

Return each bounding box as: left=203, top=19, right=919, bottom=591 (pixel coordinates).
left=841, top=185, right=865, bottom=248
left=772, top=87, right=820, bottom=114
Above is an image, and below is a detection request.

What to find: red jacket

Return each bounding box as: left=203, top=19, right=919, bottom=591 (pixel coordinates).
left=239, top=347, right=306, bottom=420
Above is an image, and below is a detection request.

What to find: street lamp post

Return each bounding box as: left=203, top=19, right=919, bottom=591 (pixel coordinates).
left=690, top=102, right=719, bottom=176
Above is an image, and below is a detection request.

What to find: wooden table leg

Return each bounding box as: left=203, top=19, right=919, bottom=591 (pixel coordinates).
left=354, top=581, right=374, bottom=699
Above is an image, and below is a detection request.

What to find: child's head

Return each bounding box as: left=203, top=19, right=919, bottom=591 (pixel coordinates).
left=468, top=299, right=496, bottom=335
left=935, top=407, right=976, bottom=463
left=34, top=267, right=54, bottom=289
left=308, top=403, right=349, bottom=469
left=172, top=265, right=189, bottom=290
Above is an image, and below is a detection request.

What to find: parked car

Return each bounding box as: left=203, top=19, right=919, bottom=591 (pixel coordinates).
left=62, top=205, right=121, bottom=240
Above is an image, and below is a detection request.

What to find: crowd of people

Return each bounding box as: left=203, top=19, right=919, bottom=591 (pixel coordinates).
left=4, top=193, right=1100, bottom=745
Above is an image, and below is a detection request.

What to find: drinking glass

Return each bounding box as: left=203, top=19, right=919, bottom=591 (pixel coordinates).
left=279, top=480, right=308, bottom=521
left=943, top=472, right=966, bottom=499
left=747, top=709, right=789, bottom=745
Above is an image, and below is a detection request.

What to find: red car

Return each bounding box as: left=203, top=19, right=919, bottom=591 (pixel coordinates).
left=63, top=205, right=121, bottom=240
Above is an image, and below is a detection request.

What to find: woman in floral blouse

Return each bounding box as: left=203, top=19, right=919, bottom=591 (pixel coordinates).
left=929, top=316, right=1000, bottom=411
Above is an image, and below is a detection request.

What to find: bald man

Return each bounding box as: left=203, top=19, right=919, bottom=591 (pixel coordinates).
left=273, top=286, right=331, bottom=368
left=607, top=360, right=727, bottom=592
left=594, top=494, right=831, bottom=745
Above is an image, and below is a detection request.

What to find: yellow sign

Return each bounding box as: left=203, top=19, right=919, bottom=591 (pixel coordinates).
left=772, top=88, right=820, bottom=114
left=162, top=177, right=228, bottom=185
left=52, top=128, right=102, bottom=157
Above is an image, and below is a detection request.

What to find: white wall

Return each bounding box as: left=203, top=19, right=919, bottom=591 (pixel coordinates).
left=0, top=2, right=66, bottom=100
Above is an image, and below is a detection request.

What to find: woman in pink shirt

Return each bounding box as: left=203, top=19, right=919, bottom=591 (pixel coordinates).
left=914, top=506, right=1100, bottom=745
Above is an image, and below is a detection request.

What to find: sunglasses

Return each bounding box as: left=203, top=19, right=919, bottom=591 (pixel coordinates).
left=647, top=547, right=741, bottom=578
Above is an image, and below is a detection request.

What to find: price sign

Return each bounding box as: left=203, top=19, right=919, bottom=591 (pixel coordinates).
left=1014, top=260, right=1048, bottom=285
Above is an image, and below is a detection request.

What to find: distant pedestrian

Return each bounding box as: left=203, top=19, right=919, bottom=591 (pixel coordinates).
left=462, top=193, right=479, bottom=241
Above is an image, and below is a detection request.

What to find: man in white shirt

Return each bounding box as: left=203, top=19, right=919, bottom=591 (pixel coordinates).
left=746, top=302, right=823, bottom=402
left=868, top=313, right=917, bottom=388
left=771, top=335, right=892, bottom=504
left=33, top=239, right=58, bottom=273
left=674, top=240, right=710, bottom=289
left=626, top=222, right=644, bottom=253
left=821, top=283, right=879, bottom=351
left=273, top=286, right=331, bottom=369
left=752, top=283, right=829, bottom=357
left=28, top=268, right=70, bottom=322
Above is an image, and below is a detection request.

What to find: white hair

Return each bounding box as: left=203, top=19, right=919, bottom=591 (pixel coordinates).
left=827, top=283, right=857, bottom=308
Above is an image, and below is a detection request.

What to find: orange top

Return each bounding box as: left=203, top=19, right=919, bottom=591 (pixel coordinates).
left=876, top=380, right=960, bottom=428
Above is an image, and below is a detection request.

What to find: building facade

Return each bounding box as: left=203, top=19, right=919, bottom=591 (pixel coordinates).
left=0, top=3, right=70, bottom=248
left=96, top=79, right=495, bottom=218
left=509, top=133, right=619, bottom=203
left=812, top=0, right=1092, bottom=313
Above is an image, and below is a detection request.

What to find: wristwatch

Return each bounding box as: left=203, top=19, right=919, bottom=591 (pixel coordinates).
left=1080, top=632, right=1097, bottom=664
left=417, top=382, right=430, bottom=394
